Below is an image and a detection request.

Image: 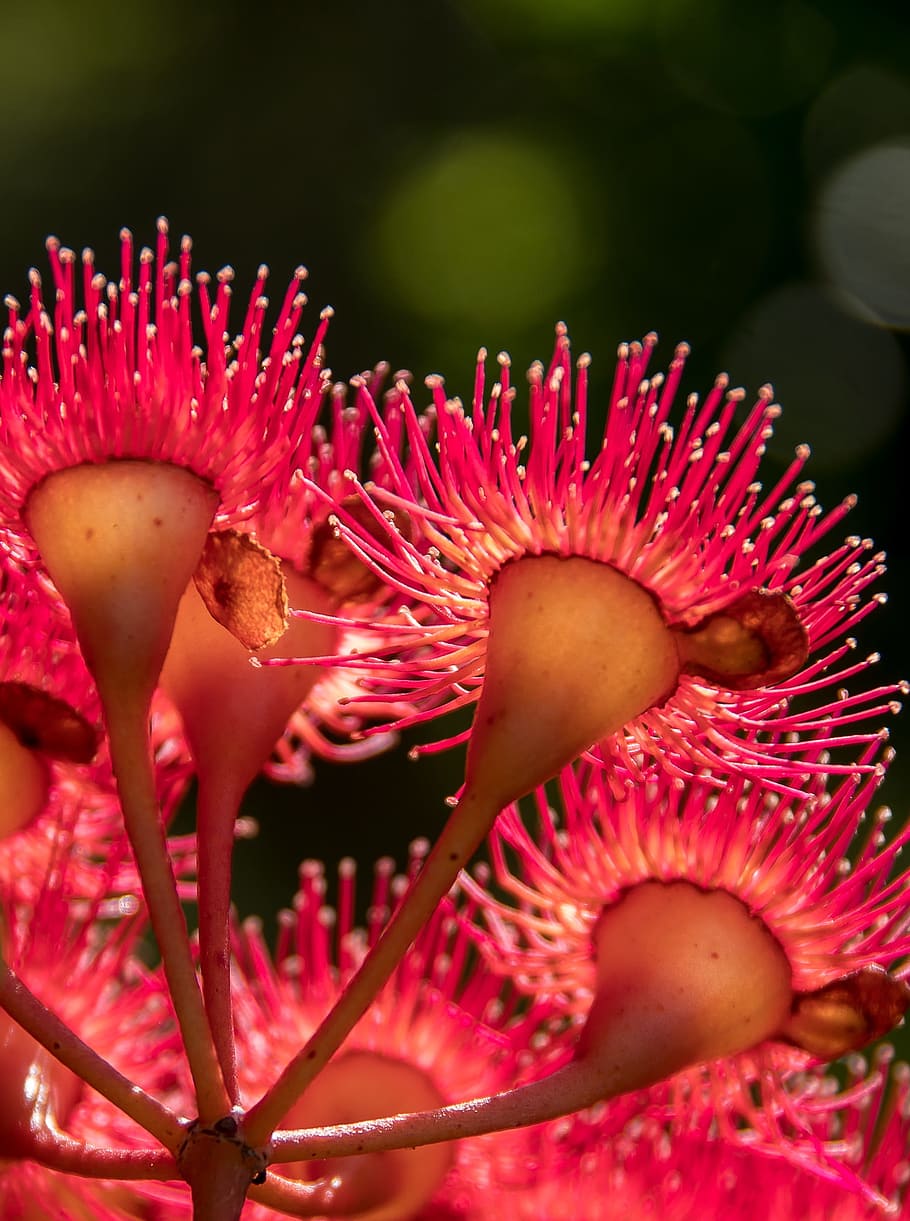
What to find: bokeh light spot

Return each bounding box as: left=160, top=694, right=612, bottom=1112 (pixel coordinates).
left=658, top=0, right=834, bottom=117
left=803, top=65, right=910, bottom=182
left=722, top=283, right=906, bottom=469
left=0, top=0, right=187, bottom=129
left=369, top=131, right=600, bottom=330
left=815, top=143, right=910, bottom=330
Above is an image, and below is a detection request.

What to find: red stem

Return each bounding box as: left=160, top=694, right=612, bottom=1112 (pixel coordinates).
left=268, top=1059, right=603, bottom=1161
left=105, top=692, right=230, bottom=1121
left=249, top=1170, right=360, bottom=1217
left=196, top=774, right=242, bottom=1102
left=33, top=1133, right=178, bottom=1180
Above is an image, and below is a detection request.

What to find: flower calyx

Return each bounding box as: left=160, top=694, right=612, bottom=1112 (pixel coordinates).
left=24, top=459, right=219, bottom=716
left=464, top=554, right=680, bottom=810
left=576, top=881, right=794, bottom=1096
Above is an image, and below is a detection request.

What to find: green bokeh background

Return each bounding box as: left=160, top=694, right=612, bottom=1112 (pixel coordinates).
left=4, top=2, right=909, bottom=999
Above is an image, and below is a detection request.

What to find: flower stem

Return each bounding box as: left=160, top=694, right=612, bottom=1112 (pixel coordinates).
left=249, top=1171, right=356, bottom=1217
left=180, top=1128, right=256, bottom=1221
left=196, top=775, right=242, bottom=1102
left=243, top=786, right=496, bottom=1145
left=105, top=692, right=229, bottom=1121
left=0, top=957, right=182, bottom=1149
left=268, top=1059, right=603, bottom=1161
left=33, top=1134, right=177, bottom=1180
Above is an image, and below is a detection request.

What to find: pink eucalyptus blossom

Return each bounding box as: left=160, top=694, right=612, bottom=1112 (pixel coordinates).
left=293, top=329, right=900, bottom=808
left=0, top=220, right=331, bottom=565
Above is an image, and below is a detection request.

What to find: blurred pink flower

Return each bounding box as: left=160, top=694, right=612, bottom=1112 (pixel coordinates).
left=498, top=1051, right=910, bottom=1219
left=0, top=832, right=184, bottom=1218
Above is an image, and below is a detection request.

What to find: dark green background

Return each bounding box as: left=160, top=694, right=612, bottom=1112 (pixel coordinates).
left=4, top=0, right=908, bottom=941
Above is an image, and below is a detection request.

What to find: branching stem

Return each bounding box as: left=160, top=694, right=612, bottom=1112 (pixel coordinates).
left=33, top=1133, right=178, bottom=1180
left=243, top=787, right=495, bottom=1145
left=268, top=1059, right=601, bottom=1161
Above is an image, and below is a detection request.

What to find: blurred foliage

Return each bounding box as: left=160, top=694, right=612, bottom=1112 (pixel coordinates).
left=2, top=0, right=909, bottom=961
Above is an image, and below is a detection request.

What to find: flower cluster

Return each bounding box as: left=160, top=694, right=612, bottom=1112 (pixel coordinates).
left=0, top=225, right=906, bottom=1220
